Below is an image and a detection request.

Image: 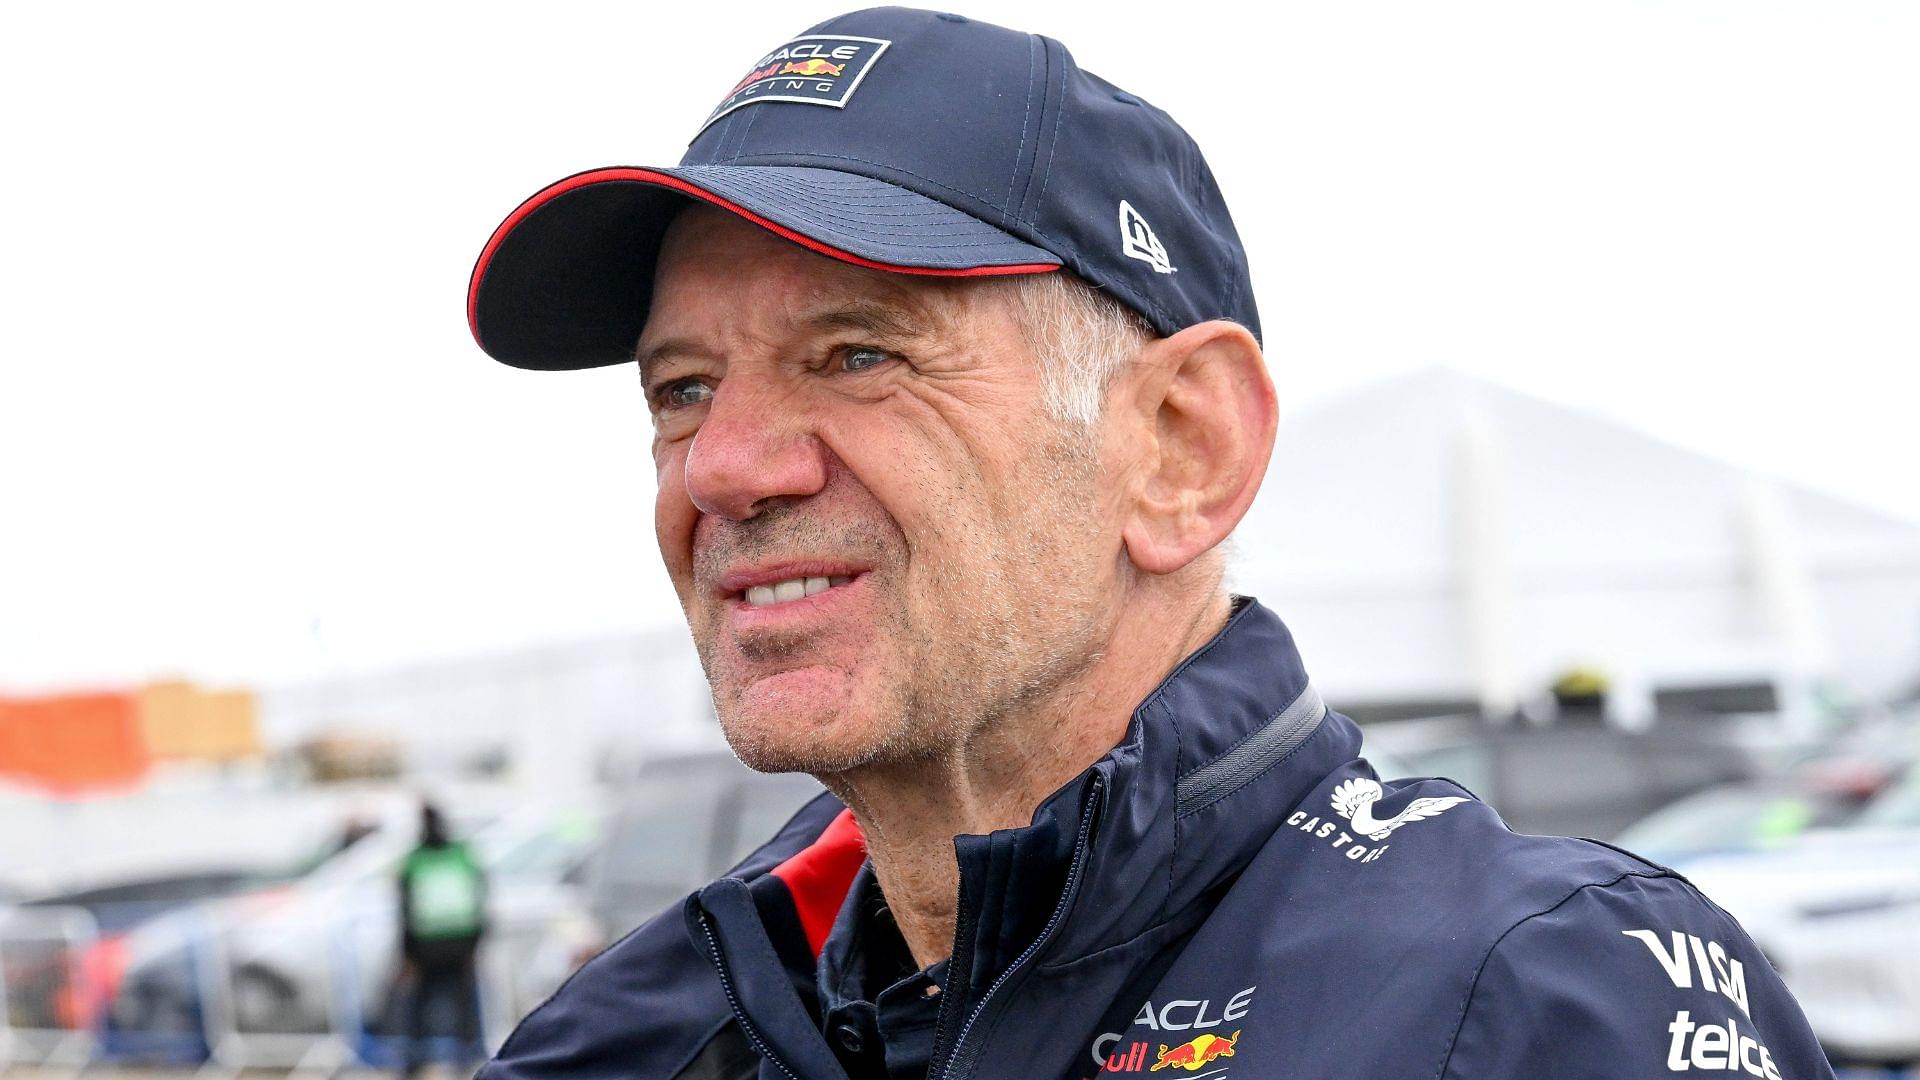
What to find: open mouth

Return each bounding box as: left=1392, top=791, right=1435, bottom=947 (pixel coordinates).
left=738, top=574, right=857, bottom=608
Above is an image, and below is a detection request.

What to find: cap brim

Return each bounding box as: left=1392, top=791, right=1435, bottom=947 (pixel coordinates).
left=468, top=165, right=1063, bottom=371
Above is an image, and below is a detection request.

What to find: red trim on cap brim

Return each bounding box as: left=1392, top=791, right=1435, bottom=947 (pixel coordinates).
left=466, top=166, right=1060, bottom=351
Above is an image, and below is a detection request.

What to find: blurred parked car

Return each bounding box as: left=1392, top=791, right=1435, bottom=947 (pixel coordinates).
left=1361, top=714, right=1770, bottom=839
left=585, top=752, right=824, bottom=946
left=1679, top=830, right=1920, bottom=1065
left=24, top=869, right=290, bottom=935
left=3, top=849, right=361, bottom=1048
left=1615, top=758, right=1902, bottom=864
left=1661, top=766, right=1920, bottom=1065
left=106, top=799, right=599, bottom=1057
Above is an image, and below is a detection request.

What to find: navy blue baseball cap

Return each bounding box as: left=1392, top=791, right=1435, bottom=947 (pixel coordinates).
left=468, top=6, right=1258, bottom=371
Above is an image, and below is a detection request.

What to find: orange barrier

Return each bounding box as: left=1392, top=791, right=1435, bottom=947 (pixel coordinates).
left=138, top=680, right=261, bottom=761
left=0, top=693, right=152, bottom=794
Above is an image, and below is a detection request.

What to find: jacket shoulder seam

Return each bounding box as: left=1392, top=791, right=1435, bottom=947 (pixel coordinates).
left=1433, top=865, right=1677, bottom=1080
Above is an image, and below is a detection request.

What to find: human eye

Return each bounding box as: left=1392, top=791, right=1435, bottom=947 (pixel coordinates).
left=835, top=345, right=899, bottom=374
left=653, top=377, right=714, bottom=409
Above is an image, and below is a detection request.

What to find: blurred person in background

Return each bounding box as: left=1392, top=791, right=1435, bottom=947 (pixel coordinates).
left=396, top=800, right=487, bottom=1077
left=462, top=8, right=1836, bottom=1079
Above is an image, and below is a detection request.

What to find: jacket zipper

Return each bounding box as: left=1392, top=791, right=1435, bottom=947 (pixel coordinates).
left=697, top=911, right=803, bottom=1080
left=935, top=774, right=1106, bottom=1080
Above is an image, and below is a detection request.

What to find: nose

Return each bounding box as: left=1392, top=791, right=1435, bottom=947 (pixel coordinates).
left=682, top=377, right=829, bottom=520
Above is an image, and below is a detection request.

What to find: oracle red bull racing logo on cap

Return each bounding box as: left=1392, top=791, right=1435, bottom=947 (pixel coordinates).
left=702, top=35, right=891, bottom=131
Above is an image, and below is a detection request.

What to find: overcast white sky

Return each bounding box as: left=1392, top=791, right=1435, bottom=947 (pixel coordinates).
left=2, top=1, right=1915, bottom=693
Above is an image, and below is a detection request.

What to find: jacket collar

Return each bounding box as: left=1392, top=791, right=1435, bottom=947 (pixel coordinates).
left=970, top=596, right=1362, bottom=965
left=691, top=597, right=1363, bottom=1069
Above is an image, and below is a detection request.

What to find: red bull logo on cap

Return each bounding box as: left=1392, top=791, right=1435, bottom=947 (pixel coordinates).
left=1150, top=1030, right=1239, bottom=1072
left=779, top=58, right=845, bottom=77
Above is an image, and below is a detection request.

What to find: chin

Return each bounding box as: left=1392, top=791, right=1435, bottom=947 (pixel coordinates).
left=719, top=714, right=894, bottom=776
left=714, top=668, right=899, bottom=775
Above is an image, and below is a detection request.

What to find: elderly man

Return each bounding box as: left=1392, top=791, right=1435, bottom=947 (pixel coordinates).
left=467, top=9, right=1832, bottom=1080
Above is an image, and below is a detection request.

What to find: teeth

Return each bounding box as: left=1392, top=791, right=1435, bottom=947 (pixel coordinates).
left=743, top=575, right=854, bottom=607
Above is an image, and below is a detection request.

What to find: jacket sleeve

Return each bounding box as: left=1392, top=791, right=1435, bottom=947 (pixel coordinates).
left=1440, top=871, right=1835, bottom=1080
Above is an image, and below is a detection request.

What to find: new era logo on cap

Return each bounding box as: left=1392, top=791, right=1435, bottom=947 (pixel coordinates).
left=1119, top=200, right=1175, bottom=275
left=702, top=35, right=892, bottom=131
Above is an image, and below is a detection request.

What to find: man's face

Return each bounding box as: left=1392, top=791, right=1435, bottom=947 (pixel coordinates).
left=642, top=206, right=1124, bottom=774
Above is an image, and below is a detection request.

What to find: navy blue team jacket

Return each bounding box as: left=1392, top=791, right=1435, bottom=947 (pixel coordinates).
left=481, top=599, right=1835, bottom=1079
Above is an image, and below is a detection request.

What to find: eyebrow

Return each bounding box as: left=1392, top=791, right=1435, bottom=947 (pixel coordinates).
left=803, top=296, right=938, bottom=340
left=634, top=337, right=712, bottom=385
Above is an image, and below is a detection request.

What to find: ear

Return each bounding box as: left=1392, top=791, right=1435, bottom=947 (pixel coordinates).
left=1117, top=320, right=1277, bottom=575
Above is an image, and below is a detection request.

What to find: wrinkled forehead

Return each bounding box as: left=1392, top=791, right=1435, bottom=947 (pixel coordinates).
left=642, top=203, right=1021, bottom=352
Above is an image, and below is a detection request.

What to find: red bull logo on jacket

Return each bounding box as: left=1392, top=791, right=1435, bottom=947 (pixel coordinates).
left=1150, top=1030, right=1239, bottom=1071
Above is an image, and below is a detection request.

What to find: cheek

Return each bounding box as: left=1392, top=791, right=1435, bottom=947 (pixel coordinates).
left=652, top=441, right=697, bottom=575
left=816, top=393, right=993, bottom=520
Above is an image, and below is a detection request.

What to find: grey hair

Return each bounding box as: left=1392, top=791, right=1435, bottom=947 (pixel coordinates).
left=1001, top=272, right=1155, bottom=426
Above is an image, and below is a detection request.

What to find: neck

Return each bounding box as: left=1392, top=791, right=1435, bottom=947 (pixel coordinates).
left=819, top=586, right=1232, bottom=968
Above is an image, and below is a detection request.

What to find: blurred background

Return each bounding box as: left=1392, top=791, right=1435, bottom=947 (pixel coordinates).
left=2, top=0, right=1916, bottom=1076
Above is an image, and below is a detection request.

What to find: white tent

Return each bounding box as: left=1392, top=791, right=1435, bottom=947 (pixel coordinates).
left=1230, top=368, right=1920, bottom=725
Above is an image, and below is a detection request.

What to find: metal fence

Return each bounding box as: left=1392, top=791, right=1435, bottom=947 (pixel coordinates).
left=0, top=905, right=100, bottom=1070
left=0, top=902, right=528, bottom=1076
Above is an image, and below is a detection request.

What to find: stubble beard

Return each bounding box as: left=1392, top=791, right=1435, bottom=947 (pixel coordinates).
left=691, top=435, right=1110, bottom=779
left=687, top=505, right=905, bottom=775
